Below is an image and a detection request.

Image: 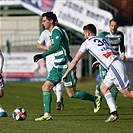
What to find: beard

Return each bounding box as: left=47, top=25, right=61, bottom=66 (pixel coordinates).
left=42, top=25, right=46, bottom=30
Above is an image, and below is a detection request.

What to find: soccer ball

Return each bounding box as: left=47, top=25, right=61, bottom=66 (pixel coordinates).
left=12, top=107, right=27, bottom=121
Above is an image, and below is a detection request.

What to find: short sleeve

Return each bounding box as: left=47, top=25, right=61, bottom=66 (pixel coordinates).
left=79, top=42, right=87, bottom=53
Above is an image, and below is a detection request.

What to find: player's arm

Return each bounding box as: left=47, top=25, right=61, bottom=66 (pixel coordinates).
left=37, top=43, right=51, bottom=51
left=119, top=32, right=126, bottom=60
left=92, top=61, right=100, bottom=68
left=34, top=30, right=61, bottom=62
left=62, top=51, right=83, bottom=84
left=42, top=30, right=61, bottom=57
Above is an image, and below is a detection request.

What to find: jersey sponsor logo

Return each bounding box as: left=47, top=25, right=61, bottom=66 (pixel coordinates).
left=103, top=51, right=116, bottom=58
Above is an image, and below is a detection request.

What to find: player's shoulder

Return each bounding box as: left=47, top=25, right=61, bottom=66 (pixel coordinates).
left=52, top=26, right=65, bottom=38
left=116, top=30, right=124, bottom=36
left=98, top=31, right=109, bottom=37
left=53, top=26, right=60, bottom=31
left=41, top=30, right=50, bottom=35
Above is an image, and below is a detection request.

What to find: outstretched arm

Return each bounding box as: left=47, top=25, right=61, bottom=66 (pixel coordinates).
left=62, top=51, right=83, bottom=84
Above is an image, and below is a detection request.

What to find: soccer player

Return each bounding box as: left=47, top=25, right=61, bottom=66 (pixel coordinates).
left=95, top=19, right=126, bottom=104
left=33, top=12, right=102, bottom=121
left=0, top=50, right=8, bottom=117
left=62, top=24, right=133, bottom=122
left=37, top=28, right=64, bottom=110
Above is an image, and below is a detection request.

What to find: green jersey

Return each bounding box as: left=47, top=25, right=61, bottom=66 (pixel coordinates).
left=98, top=30, right=125, bottom=55
left=41, top=26, right=77, bottom=88
left=42, top=26, right=72, bottom=69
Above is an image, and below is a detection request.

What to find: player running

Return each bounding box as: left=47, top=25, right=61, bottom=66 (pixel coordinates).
left=37, top=28, right=64, bottom=110
left=62, top=24, right=133, bottom=122
left=95, top=19, right=126, bottom=105
left=33, top=12, right=102, bottom=121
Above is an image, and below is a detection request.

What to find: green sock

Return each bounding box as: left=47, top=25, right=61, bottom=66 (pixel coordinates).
left=111, top=86, right=118, bottom=102
left=72, top=90, right=96, bottom=102
left=43, top=91, right=52, bottom=113
left=96, top=82, right=101, bottom=92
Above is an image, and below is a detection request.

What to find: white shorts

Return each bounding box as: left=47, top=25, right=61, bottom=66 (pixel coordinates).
left=46, top=63, right=53, bottom=73
left=103, top=59, right=130, bottom=91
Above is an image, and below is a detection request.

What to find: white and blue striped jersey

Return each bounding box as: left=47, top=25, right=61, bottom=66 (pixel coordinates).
left=79, top=36, right=118, bottom=69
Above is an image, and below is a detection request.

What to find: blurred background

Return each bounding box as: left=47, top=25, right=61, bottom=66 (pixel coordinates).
left=0, top=0, right=133, bottom=85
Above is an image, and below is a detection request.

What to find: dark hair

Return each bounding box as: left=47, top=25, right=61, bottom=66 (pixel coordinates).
left=42, top=12, right=57, bottom=25
left=83, top=24, right=97, bottom=35
left=109, top=18, right=118, bottom=25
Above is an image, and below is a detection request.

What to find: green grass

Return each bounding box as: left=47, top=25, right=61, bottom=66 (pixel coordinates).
left=0, top=80, right=133, bottom=133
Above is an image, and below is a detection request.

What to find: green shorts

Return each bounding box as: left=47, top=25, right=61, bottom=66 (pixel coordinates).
left=99, top=65, right=107, bottom=79
left=46, top=67, right=78, bottom=88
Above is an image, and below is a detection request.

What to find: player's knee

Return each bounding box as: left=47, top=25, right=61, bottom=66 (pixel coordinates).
left=68, top=94, right=73, bottom=98
left=123, top=93, right=133, bottom=98
left=42, top=83, right=52, bottom=91
left=67, top=91, right=74, bottom=98
left=0, top=90, right=4, bottom=98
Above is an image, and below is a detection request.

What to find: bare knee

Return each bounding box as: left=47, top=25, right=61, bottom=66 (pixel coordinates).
left=42, top=81, right=54, bottom=91
left=66, top=87, right=76, bottom=98
left=123, top=93, right=133, bottom=98
left=0, top=90, right=4, bottom=98
left=67, top=93, right=73, bottom=98
left=120, top=89, right=133, bottom=99
left=42, top=84, right=49, bottom=91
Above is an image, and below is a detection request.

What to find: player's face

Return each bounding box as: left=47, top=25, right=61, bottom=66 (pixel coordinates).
left=83, top=30, right=89, bottom=39
left=42, top=16, right=51, bottom=30
left=109, top=21, right=118, bottom=35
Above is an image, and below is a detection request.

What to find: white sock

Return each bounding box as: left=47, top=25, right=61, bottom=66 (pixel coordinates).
left=104, top=93, right=116, bottom=113
left=44, top=112, right=50, bottom=116
left=0, top=105, right=5, bottom=112
left=53, top=82, right=63, bottom=102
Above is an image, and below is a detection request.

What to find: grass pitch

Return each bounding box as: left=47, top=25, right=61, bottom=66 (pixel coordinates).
left=0, top=80, right=133, bottom=133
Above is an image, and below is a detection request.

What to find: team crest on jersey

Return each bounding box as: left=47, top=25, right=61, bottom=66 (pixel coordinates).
left=55, top=36, right=59, bottom=39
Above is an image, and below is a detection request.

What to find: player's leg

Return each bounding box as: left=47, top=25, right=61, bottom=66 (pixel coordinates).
left=100, top=82, right=118, bottom=122
left=0, top=82, right=7, bottom=117
left=112, top=60, right=133, bottom=98
left=0, top=104, right=8, bottom=117
left=35, top=80, right=54, bottom=121
left=95, top=82, right=101, bottom=96
left=0, top=78, right=8, bottom=117
left=0, top=74, right=4, bottom=98
left=95, top=65, right=106, bottom=96
left=0, top=54, right=7, bottom=117
left=64, top=68, right=102, bottom=113
left=111, top=85, right=119, bottom=101
left=46, top=63, right=64, bottom=110
left=35, top=67, right=59, bottom=121
left=119, top=88, right=133, bottom=98
left=53, top=82, right=64, bottom=110
left=102, top=59, right=131, bottom=122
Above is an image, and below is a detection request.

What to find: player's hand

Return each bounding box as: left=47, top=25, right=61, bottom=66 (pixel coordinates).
left=61, top=75, right=67, bottom=85
left=46, top=46, right=52, bottom=50
left=92, top=61, right=100, bottom=68
left=121, top=54, right=126, bottom=60
left=33, top=54, right=43, bottom=62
